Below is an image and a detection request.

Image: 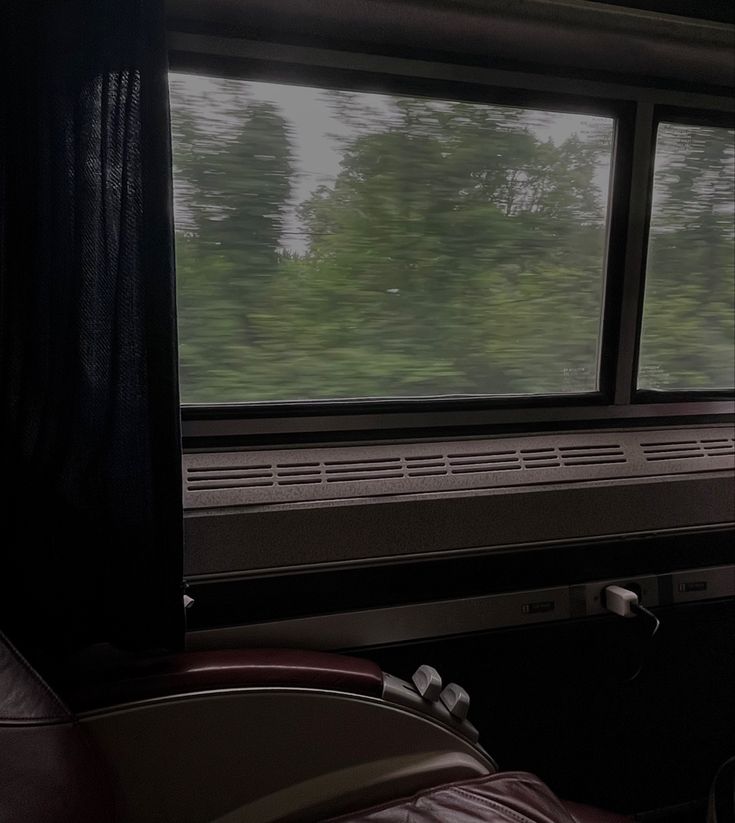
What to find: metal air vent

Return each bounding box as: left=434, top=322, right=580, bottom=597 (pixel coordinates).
left=184, top=425, right=734, bottom=509
left=186, top=442, right=630, bottom=495
left=557, top=444, right=627, bottom=466
left=642, top=436, right=735, bottom=462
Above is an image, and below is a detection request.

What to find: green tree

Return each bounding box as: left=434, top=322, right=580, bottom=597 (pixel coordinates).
left=639, top=124, right=735, bottom=389
left=168, top=78, right=733, bottom=403
left=170, top=77, right=295, bottom=400
left=285, top=94, right=610, bottom=397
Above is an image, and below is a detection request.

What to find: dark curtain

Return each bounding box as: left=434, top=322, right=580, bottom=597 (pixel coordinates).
left=0, top=1, right=183, bottom=657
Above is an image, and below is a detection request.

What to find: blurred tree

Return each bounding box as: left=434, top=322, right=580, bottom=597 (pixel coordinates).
left=288, top=97, right=609, bottom=396
left=639, top=124, right=735, bottom=389
left=171, top=79, right=295, bottom=396
left=169, top=76, right=733, bottom=402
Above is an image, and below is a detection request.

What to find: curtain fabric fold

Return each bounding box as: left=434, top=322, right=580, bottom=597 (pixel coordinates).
left=0, top=0, right=183, bottom=656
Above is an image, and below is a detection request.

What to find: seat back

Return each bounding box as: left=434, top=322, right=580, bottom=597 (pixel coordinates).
left=0, top=631, right=114, bottom=823
left=708, top=757, right=735, bottom=823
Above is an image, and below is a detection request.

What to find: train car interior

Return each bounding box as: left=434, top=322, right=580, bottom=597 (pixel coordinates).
left=1, top=1, right=734, bottom=822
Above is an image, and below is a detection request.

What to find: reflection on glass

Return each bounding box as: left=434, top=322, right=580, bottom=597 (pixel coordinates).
left=638, top=122, right=735, bottom=391
left=170, top=73, right=614, bottom=403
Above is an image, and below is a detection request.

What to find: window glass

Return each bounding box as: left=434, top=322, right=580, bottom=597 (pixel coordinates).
left=638, top=122, right=735, bottom=391
left=170, top=73, right=614, bottom=403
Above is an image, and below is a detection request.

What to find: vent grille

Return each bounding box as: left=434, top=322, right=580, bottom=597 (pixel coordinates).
left=642, top=436, right=735, bottom=462
left=186, top=443, right=630, bottom=491
left=184, top=426, right=734, bottom=508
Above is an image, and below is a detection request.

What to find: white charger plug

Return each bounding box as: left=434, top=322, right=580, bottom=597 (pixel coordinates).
left=603, top=584, right=640, bottom=618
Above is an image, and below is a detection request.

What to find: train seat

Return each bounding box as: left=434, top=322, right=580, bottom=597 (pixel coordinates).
left=324, top=774, right=629, bottom=822
left=1, top=631, right=629, bottom=823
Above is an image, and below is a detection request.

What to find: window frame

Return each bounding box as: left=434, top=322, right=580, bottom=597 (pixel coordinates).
left=169, top=34, right=735, bottom=445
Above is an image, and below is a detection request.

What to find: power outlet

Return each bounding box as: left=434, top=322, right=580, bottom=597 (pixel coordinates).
left=575, top=575, right=659, bottom=617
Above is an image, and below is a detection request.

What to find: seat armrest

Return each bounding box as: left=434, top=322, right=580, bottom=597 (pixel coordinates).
left=67, top=648, right=384, bottom=710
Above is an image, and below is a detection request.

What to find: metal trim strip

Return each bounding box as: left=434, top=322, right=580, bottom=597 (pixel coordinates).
left=186, top=565, right=735, bottom=652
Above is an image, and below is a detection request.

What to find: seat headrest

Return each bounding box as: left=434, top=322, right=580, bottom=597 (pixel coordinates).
left=0, top=630, right=69, bottom=724
left=0, top=631, right=115, bottom=823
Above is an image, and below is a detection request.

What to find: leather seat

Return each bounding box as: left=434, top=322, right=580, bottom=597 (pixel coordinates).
left=0, top=631, right=114, bottom=823
left=325, top=772, right=630, bottom=822
left=0, top=630, right=629, bottom=823
left=707, top=756, right=735, bottom=823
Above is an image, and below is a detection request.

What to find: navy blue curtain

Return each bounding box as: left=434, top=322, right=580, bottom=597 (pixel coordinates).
left=0, top=1, right=183, bottom=657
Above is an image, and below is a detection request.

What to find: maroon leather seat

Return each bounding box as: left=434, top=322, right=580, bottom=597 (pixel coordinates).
left=325, top=772, right=629, bottom=823
left=0, top=630, right=629, bottom=823
left=67, top=646, right=385, bottom=710
left=0, top=632, right=114, bottom=823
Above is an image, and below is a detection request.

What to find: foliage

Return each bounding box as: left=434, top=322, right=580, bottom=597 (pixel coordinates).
left=170, top=76, right=734, bottom=402
left=638, top=123, right=735, bottom=389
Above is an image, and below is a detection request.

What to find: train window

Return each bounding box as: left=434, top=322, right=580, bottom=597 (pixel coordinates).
left=170, top=72, right=615, bottom=404
left=638, top=121, right=735, bottom=391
